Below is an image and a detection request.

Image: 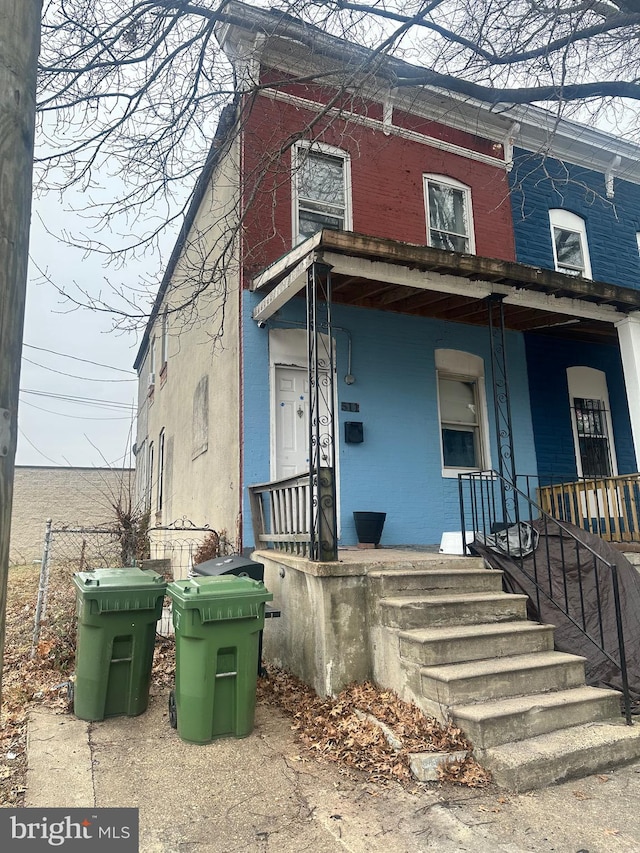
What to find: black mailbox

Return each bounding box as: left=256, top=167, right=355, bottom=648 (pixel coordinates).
left=345, top=421, right=364, bottom=443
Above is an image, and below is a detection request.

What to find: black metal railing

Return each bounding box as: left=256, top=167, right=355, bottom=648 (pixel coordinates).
left=459, top=469, right=633, bottom=724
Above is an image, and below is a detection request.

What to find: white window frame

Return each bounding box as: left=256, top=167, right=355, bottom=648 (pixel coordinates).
left=549, top=209, right=592, bottom=279
left=160, top=309, right=169, bottom=367
left=636, top=231, right=640, bottom=258
left=157, top=429, right=165, bottom=512
left=567, top=366, right=617, bottom=478
left=435, top=349, right=490, bottom=477
left=149, top=335, right=156, bottom=376
left=423, top=174, right=476, bottom=255
left=147, top=441, right=154, bottom=512
left=292, top=141, right=352, bottom=245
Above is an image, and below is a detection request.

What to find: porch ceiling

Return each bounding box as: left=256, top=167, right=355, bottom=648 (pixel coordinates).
left=251, top=230, right=640, bottom=342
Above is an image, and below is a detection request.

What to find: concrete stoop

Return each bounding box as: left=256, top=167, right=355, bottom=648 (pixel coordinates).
left=368, top=557, right=640, bottom=791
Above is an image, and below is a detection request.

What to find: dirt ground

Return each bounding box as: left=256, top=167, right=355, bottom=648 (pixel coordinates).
left=0, top=562, right=489, bottom=809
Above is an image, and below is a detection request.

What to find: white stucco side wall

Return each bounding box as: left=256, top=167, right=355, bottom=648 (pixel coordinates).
left=135, top=134, right=243, bottom=554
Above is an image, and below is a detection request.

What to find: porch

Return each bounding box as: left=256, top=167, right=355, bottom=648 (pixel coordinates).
left=247, top=228, right=640, bottom=557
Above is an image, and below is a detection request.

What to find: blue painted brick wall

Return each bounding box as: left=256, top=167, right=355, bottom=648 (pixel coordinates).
left=524, top=333, right=635, bottom=483
left=509, top=149, right=640, bottom=289
left=243, top=292, right=538, bottom=547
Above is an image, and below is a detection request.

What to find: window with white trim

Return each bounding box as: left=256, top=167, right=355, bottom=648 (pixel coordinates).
left=147, top=441, right=154, bottom=512
left=549, top=209, right=592, bottom=278
left=436, top=350, right=490, bottom=476
left=157, top=429, right=165, bottom=512
left=424, top=175, right=475, bottom=254
left=293, top=143, right=351, bottom=244
left=160, top=309, right=169, bottom=366
left=567, top=367, right=617, bottom=478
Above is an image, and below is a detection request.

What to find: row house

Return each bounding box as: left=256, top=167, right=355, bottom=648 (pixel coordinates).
left=133, top=2, right=640, bottom=786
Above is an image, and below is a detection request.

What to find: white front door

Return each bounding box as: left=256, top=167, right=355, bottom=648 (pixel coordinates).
left=274, top=366, right=310, bottom=479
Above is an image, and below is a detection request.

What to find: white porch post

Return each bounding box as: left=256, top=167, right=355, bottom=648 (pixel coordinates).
left=615, top=316, right=640, bottom=468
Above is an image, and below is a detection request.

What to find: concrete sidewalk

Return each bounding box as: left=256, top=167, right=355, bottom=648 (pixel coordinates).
left=25, top=689, right=640, bottom=852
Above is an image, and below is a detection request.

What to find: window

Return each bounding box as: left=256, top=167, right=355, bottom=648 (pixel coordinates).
left=161, top=309, right=169, bottom=367
left=436, top=350, right=490, bottom=475
left=549, top=209, right=592, bottom=278
left=192, top=376, right=209, bottom=460
left=439, top=377, right=482, bottom=468
left=157, top=429, right=165, bottom=512
left=147, top=441, right=154, bottom=512
left=149, top=336, right=156, bottom=376
left=424, top=175, right=475, bottom=254
left=567, top=367, right=617, bottom=478
left=293, top=143, right=350, bottom=244
left=572, top=398, right=613, bottom=478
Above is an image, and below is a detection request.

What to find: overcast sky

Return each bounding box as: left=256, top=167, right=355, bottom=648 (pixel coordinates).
left=16, top=188, right=167, bottom=469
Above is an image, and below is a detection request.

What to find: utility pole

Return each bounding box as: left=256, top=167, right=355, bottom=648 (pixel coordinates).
left=0, top=0, right=42, bottom=705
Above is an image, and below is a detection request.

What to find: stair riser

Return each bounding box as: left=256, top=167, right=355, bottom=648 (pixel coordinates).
left=420, top=660, right=586, bottom=706
left=483, top=728, right=640, bottom=791
left=382, top=598, right=527, bottom=630
left=455, top=694, right=622, bottom=749
left=399, top=626, right=555, bottom=666
left=370, top=572, right=503, bottom=596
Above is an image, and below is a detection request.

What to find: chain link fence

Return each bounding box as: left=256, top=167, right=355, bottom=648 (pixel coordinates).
left=31, top=519, right=231, bottom=655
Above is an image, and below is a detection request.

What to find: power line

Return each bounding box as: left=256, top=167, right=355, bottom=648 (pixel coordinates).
left=22, top=356, right=136, bottom=383
left=22, top=343, right=136, bottom=374
left=18, top=426, right=62, bottom=465
left=19, top=399, right=134, bottom=421
left=20, top=388, right=135, bottom=410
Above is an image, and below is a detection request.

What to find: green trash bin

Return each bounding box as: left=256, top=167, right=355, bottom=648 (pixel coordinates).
left=73, top=567, right=167, bottom=721
left=167, top=575, right=273, bottom=744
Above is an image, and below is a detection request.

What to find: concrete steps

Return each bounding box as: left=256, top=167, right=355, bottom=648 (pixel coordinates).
left=369, top=559, right=640, bottom=791
left=483, top=720, right=640, bottom=791
left=380, top=591, right=528, bottom=630
left=420, top=651, right=586, bottom=706
left=453, top=685, right=622, bottom=749
left=399, top=621, right=555, bottom=665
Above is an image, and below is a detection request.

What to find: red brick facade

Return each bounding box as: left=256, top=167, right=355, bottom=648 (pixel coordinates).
left=241, top=83, right=516, bottom=285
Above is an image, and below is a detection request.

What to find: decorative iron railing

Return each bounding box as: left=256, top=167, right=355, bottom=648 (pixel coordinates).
left=248, top=467, right=337, bottom=560
left=459, top=469, right=633, bottom=724
left=537, top=473, right=640, bottom=543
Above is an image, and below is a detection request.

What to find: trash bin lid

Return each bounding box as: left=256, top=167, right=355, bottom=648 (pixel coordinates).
left=73, top=567, right=167, bottom=612
left=167, top=575, right=273, bottom=621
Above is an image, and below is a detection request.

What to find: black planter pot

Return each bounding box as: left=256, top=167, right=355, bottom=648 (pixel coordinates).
left=353, top=511, right=386, bottom=545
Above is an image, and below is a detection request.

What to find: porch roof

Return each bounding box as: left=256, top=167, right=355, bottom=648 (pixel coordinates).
left=251, top=230, right=640, bottom=342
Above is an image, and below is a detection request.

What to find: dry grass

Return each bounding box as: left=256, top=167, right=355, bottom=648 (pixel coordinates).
left=0, top=563, right=76, bottom=806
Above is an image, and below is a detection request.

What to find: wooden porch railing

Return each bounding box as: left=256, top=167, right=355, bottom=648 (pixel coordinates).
left=537, top=473, right=640, bottom=543
left=248, top=467, right=337, bottom=559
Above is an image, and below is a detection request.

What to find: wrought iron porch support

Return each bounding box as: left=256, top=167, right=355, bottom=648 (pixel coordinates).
left=307, top=260, right=338, bottom=561
left=487, top=294, right=519, bottom=527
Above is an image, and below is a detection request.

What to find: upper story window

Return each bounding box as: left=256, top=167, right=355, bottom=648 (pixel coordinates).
left=549, top=209, right=592, bottom=278
left=160, top=309, right=169, bottom=367
left=149, top=335, right=156, bottom=376
left=424, top=175, right=475, bottom=255
left=293, top=143, right=351, bottom=244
